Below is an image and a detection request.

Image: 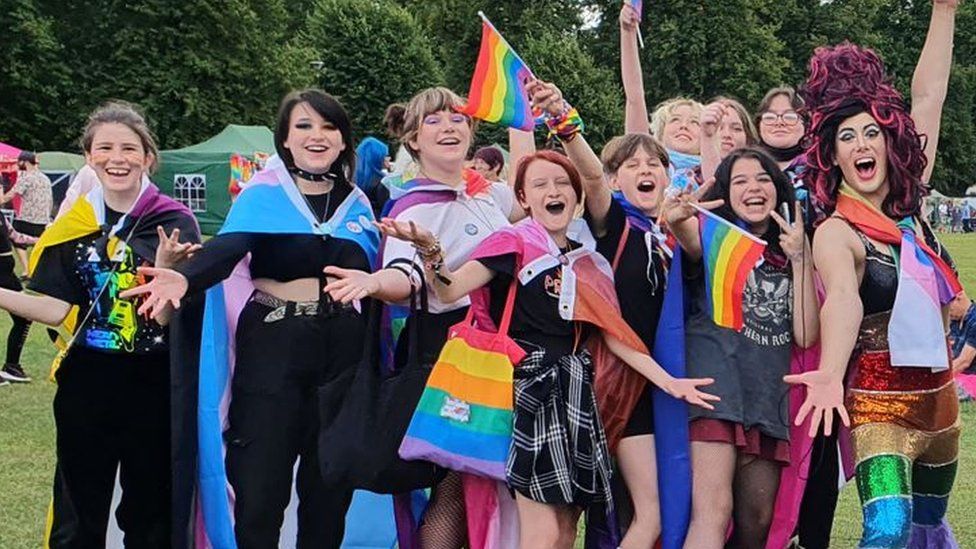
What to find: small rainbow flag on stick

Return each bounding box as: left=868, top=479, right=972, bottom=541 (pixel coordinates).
left=461, top=13, right=536, bottom=131
left=697, top=206, right=767, bottom=331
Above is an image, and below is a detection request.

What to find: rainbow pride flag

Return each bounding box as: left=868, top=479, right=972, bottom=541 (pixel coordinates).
left=461, top=13, right=536, bottom=131
left=698, top=207, right=767, bottom=331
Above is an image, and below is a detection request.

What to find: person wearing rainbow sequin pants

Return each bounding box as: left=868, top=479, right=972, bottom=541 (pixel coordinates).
left=786, top=2, right=962, bottom=547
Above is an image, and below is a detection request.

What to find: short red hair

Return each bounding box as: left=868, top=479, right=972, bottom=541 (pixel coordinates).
left=513, top=150, right=583, bottom=203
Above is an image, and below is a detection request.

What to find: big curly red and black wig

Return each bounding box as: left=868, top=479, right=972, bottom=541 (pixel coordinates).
left=800, top=42, right=928, bottom=219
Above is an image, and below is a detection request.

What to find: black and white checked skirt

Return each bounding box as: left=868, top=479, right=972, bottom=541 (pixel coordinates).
left=506, top=347, right=613, bottom=507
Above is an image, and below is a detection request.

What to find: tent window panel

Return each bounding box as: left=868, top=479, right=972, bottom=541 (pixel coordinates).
left=174, top=174, right=207, bottom=212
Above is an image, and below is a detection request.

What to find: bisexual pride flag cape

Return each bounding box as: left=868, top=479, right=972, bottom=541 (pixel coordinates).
left=194, top=155, right=380, bottom=548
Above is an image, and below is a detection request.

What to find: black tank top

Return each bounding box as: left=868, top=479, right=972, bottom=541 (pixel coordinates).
left=849, top=218, right=954, bottom=316
left=852, top=229, right=898, bottom=315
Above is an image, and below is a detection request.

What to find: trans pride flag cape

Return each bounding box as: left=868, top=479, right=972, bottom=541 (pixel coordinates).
left=836, top=183, right=961, bottom=369
left=194, top=155, right=380, bottom=548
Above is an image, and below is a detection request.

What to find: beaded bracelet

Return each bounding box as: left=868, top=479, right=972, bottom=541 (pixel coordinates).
left=413, top=240, right=452, bottom=285
left=545, top=102, right=585, bottom=143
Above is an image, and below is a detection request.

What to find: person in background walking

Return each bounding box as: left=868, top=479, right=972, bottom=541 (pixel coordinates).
left=1, top=151, right=53, bottom=277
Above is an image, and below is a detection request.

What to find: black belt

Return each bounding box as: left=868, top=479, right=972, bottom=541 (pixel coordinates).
left=251, top=290, right=353, bottom=323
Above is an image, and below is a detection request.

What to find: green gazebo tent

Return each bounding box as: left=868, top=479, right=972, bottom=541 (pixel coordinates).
left=156, top=124, right=274, bottom=234
left=38, top=151, right=86, bottom=208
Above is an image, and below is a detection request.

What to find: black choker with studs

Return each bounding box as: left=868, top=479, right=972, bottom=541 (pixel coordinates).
left=288, top=166, right=335, bottom=183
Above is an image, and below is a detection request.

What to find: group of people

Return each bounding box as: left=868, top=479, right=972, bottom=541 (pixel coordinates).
left=0, top=1, right=967, bottom=548
left=931, top=199, right=974, bottom=233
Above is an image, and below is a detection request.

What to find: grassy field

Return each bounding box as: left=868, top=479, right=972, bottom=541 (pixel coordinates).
left=1, top=234, right=974, bottom=548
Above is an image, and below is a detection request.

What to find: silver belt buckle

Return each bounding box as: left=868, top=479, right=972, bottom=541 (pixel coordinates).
left=263, top=306, right=286, bottom=323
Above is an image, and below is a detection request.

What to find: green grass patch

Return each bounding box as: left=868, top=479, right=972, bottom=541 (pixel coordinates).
left=1, top=235, right=975, bottom=547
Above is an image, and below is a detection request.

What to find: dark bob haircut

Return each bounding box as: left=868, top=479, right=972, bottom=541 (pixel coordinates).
left=703, top=147, right=796, bottom=261
left=275, top=89, right=355, bottom=184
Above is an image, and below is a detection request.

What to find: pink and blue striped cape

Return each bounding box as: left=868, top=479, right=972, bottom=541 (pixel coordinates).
left=194, top=155, right=382, bottom=548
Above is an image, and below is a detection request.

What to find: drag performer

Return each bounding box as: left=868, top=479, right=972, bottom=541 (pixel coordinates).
left=125, top=89, right=379, bottom=548
left=377, top=149, right=718, bottom=549
left=787, top=2, right=963, bottom=547
left=0, top=101, right=201, bottom=547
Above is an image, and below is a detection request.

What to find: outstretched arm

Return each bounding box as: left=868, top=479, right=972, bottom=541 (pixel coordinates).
left=698, top=102, right=725, bottom=182
left=604, top=333, right=719, bottom=410
left=527, top=80, right=613, bottom=233
left=507, top=127, right=536, bottom=190
left=912, top=0, right=959, bottom=184
left=784, top=219, right=862, bottom=436
left=0, top=289, right=71, bottom=326
left=620, top=4, right=650, bottom=134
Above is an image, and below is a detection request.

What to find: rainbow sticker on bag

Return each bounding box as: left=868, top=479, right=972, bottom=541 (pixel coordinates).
left=399, top=283, right=525, bottom=481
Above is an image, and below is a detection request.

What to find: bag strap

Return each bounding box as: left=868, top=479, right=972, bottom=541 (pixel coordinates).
left=462, top=257, right=520, bottom=337
left=495, top=276, right=519, bottom=336
left=611, top=220, right=631, bottom=270
left=406, top=268, right=430, bottom=365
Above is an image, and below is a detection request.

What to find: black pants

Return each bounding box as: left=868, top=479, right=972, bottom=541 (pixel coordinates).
left=796, top=422, right=840, bottom=549
left=225, top=299, right=362, bottom=549
left=0, top=256, right=30, bottom=365
left=49, top=348, right=171, bottom=549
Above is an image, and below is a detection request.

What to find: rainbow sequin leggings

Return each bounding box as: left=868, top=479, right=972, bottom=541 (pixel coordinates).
left=847, top=313, right=960, bottom=549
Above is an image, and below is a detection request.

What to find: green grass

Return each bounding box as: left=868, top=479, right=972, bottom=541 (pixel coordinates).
left=1, top=234, right=974, bottom=547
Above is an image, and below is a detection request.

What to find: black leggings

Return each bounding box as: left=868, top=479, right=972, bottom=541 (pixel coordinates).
left=0, top=256, right=30, bottom=365
left=225, top=298, right=363, bottom=549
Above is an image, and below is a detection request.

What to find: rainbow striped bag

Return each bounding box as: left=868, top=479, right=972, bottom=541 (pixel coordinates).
left=399, top=280, right=525, bottom=480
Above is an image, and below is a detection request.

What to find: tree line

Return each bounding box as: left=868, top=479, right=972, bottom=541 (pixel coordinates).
left=1, top=0, right=973, bottom=195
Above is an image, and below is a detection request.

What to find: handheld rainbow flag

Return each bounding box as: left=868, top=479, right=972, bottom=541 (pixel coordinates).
left=697, top=206, right=767, bottom=331
left=461, top=13, right=537, bottom=131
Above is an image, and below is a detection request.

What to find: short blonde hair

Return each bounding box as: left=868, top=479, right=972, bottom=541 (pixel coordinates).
left=385, top=87, right=474, bottom=160
left=649, top=97, right=703, bottom=142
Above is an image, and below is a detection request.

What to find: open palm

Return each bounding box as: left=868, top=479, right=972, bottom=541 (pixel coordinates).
left=784, top=370, right=850, bottom=437
left=119, top=267, right=189, bottom=319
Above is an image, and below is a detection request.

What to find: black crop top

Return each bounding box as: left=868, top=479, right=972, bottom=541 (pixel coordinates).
left=176, top=184, right=372, bottom=294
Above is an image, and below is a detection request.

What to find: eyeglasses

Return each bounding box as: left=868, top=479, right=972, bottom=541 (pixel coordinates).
left=760, top=111, right=801, bottom=125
